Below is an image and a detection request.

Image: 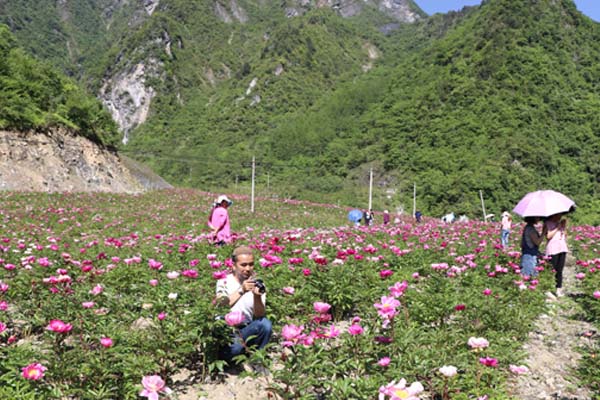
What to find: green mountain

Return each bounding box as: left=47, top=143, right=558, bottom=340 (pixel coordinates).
left=0, top=25, right=118, bottom=145
left=1, top=0, right=599, bottom=222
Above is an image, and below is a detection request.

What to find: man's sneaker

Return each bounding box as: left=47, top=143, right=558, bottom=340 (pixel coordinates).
left=556, top=288, right=564, bottom=297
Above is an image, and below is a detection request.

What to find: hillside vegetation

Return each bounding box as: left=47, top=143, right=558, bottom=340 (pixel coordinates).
left=1, top=0, right=599, bottom=222
left=0, top=25, right=119, bottom=146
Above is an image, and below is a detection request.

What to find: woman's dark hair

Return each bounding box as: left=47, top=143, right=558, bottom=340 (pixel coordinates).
left=524, top=216, right=538, bottom=224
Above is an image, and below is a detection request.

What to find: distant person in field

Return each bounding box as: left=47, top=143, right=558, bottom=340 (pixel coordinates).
left=383, top=210, right=390, bottom=225
left=500, top=211, right=512, bottom=248
left=544, top=213, right=569, bottom=297
left=208, top=195, right=233, bottom=246
left=415, top=210, right=422, bottom=223
left=520, top=216, right=545, bottom=278
left=216, top=246, right=272, bottom=363
left=363, top=210, right=373, bottom=226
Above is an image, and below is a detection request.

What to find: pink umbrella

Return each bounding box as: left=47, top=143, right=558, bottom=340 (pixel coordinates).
left=513, top=190, right=575, bottom=217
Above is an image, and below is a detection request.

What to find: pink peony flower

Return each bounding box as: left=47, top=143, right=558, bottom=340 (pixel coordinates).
left=302, top=268, right=312, bottom=276
left=348, top=324, right=364, bottom=336
left=377, top=357, right=391, bottom=367
left=149, top=279, right=159, bottom=287
left=140, top=375, right=171, bottom=400
left=389, top=281, right=408, bottom=297
left=378, top=378, right=424, bottom=400
left=166, top=271, right=180, bottom=280
left=148, top=259, right=163, bottom=270
left=21, top=363, right=47, bottom=380
left=439, top=365, right=458, bottom=377
left=0, top=301, right=8, bottom=311
left=100, top=337, right=113, bottom=348
left=593, top=291, right=600, bottom=299
left=82, top=301, right=95, bottom=309
left=224, top=311, right=245, bottom=327
left=90, top=284, right=104, bottom=296
left=157, top=312, right=167, bottom=321
left=0, top=321, right=6, bottom=334
left=374, top=296, right=400, bottom=319
left=313, top=302, right=331, bottom=314
left=379, top=270, right=393, bottom=279
left=212, top=271, right=227, bottom=280
left=454, top=304, right=466, bottom=311
left=468, top=337, right=489, bottom=350
left=479, top=356, right=498, bottom=367
left=509, top=364, right=529, bottom=375
left=46, top=319, right=73, bottom=333
left=282, top=286, right=295, bottom=295
left=482, top=288, right=492, bottom=296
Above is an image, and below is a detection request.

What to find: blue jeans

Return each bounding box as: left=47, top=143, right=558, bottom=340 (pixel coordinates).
left=520, top=254, right=538, bottom=277
left=501, top=229, right=510, bottom=247
left=221, top=317, right=272, bottom=362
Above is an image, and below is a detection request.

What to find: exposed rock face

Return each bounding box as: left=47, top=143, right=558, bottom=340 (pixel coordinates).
left=0, top=130, right=171, bottom=193
left=99, top=60, right=162, bottom=144
left=282, top=0, right=422, bottom=22
left=143, top=0, right=160, bottom=15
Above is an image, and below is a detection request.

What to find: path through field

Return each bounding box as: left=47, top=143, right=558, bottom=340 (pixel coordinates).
left=510, top=256, right=594, bottom=400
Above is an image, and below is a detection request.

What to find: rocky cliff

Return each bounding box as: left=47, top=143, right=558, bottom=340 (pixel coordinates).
left=0, top=129, right=171, bottom=192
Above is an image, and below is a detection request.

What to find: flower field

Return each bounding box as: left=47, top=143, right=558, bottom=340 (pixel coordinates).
left=0, top=189, right=597, bottom=399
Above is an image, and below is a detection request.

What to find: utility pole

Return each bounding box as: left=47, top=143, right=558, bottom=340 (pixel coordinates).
left=368, top=167, right=373, bottom=211
left=413, top=182, right=416, bottom=219
left=480, top=190, right=487, bottom=222
left=251, top=156, right=256, bottom=213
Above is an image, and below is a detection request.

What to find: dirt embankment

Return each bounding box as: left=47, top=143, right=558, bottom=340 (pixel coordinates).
left=0, top=129, right=171, bottom=192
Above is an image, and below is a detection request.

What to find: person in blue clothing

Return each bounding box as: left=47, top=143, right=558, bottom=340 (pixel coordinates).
left=520, top=217, right=546, bottom=277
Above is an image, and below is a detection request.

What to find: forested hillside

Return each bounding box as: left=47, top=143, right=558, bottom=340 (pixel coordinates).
left=258, top=0, right=600, bottom=219
left=1, top=0, right=599, bottom=222
left=0, top=25, right=119, bottom=146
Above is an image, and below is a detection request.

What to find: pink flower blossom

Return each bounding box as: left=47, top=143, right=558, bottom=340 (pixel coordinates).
left=454, top=304, right=466, bottom=311
left=374, top=296, right=400, bottom=319
left=593, top=291, right=600, bottom=299
left=0, top=321, right=6, bottom=334
left=281, top=324, right=305, bottom=346
left=140, top=375, right=171, bottom=400
left=149, top=279, right=159, bottom=287
left=377, top=357, right=391, bottom=367
left=212, top=271, right=227, bottom=280
left=90, top=284, right=104, bottom=296
left=282, top=286, right=295, bottom=295
left=224, top=311, right=245, bottom=327
left=509, top=364, right=529, bottom=374
left=302, top=268, right=312, bottom=276
left=575, top=272, right=586, bottom=280
left=148, top=259, right=163, bottom=270
left=166, top=271, right=180, bottom=280
left=389, top=281, right=408, bottom=297
left=157, top=312, right=167, bottom=321
left=82, top=301, right=95, bottom=309
left=378, top=378, right=424, bottom=400
left=100, top=337, right=113, bottom=348
left=379, top=269, right=393, bottom=278
left=468, top=337, right=489, bottom=350
left=348, top=324, right=364, bottom=335
left=0, top=301, right=8, bottom=311
left=313, top=302, right=331, bottom=314
left=439, top=365, right=458, bottom=377
left=21, top=363, right=47, bottom=380
left=482, top=288, right=492, bottom=296
left=46, top=319, right=72, bottom=333
left=479, top=356, right=498, bottom=367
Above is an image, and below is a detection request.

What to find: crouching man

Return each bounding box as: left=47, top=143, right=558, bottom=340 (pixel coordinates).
left=216, top=245, right=272, bottom=362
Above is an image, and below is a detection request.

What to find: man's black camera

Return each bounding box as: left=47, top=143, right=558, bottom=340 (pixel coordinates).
left=254, top=278, right=266, bottom=294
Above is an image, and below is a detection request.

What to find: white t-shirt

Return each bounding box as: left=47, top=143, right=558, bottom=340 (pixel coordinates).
left=216, top=274, right=266, bottom=324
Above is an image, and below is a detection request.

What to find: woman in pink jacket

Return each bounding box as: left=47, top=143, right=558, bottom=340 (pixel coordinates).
left=544, top=213, right=568, bottom=297
left=208, top=195, right=233, bottom=246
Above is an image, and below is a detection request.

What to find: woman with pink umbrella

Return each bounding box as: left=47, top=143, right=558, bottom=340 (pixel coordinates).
left=513, top=190, right=575, bottom=297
